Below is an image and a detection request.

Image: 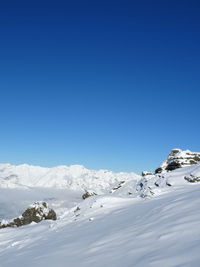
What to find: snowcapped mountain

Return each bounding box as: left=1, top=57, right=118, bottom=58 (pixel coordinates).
left=0, top=163, right=139, bottom=192
left=0, top=149, right=200, bottom=266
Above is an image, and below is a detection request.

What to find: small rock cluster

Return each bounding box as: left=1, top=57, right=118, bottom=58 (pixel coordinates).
left=184, top=174, right=200, bottom=183
left=141, top=171, right=153, bottom=177
left=82, top=191, right=97, bottom=199
left=112, top=181, right=125, bottom=190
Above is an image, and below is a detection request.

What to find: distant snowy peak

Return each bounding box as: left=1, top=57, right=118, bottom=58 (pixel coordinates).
left=155, top=148, right=200, bottom=173
left=0, top=163, right=139, bottom=192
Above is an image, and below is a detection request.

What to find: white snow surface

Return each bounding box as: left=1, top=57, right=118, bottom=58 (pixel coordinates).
left=0, top=162, right=200, bottom=266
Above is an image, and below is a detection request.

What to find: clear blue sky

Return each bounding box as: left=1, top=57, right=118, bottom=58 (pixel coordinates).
left=0, top=0, right=200, bottom=174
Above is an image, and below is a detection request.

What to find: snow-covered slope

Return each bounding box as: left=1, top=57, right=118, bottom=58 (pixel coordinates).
left=0, top=163, right=200, bottom=266
left=1, top=151, right=200, bottom=267
left=115, top=162, right=200, bottom=199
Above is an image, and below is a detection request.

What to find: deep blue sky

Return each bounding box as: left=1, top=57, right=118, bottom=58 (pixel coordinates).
left=0, top=0, right=200, bottom=174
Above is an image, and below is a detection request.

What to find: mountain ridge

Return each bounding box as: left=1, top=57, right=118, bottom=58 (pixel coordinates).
left=0, top=163, right=139, bottom=192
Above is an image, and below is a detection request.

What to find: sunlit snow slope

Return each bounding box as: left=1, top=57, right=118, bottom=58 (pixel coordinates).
left=0, top=158, right=200, bottom=267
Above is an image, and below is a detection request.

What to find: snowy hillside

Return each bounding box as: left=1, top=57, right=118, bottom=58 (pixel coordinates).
left=0, top=150, right=200, bottom=266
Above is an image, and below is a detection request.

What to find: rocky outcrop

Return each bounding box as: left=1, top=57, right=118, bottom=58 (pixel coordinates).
left=155, top=148, right=200, bottom=174
left=141, top=171, right=153, bottom=177
left=184, top=174, right=200, bottom=183
left=0, top=202, right=56, bottom=229
left=82, top=191, right=97, bottom=200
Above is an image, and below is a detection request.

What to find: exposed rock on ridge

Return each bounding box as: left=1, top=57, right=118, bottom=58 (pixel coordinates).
left=155, top=148, right=200, bottom=173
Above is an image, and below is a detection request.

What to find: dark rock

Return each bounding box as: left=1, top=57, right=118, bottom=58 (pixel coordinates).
left=165, top=161, right=182, bottom=171
left=112, top=181, right=125, bottom=190
left=82, top=191, right=97, bottom=200
left=141, top=171, right=153, bottom=177
left=184, top=176, right=200, bottom=183
left=155, top=167, right=162, bottom=174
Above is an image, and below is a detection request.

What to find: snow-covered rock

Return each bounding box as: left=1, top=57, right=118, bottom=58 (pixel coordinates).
left=0, top=201, right=56, bottom=229
left=155, top=148, right=200, bottom=173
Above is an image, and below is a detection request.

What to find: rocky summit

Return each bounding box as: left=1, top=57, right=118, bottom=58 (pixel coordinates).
left=155, top=148, right=200, bottom=173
